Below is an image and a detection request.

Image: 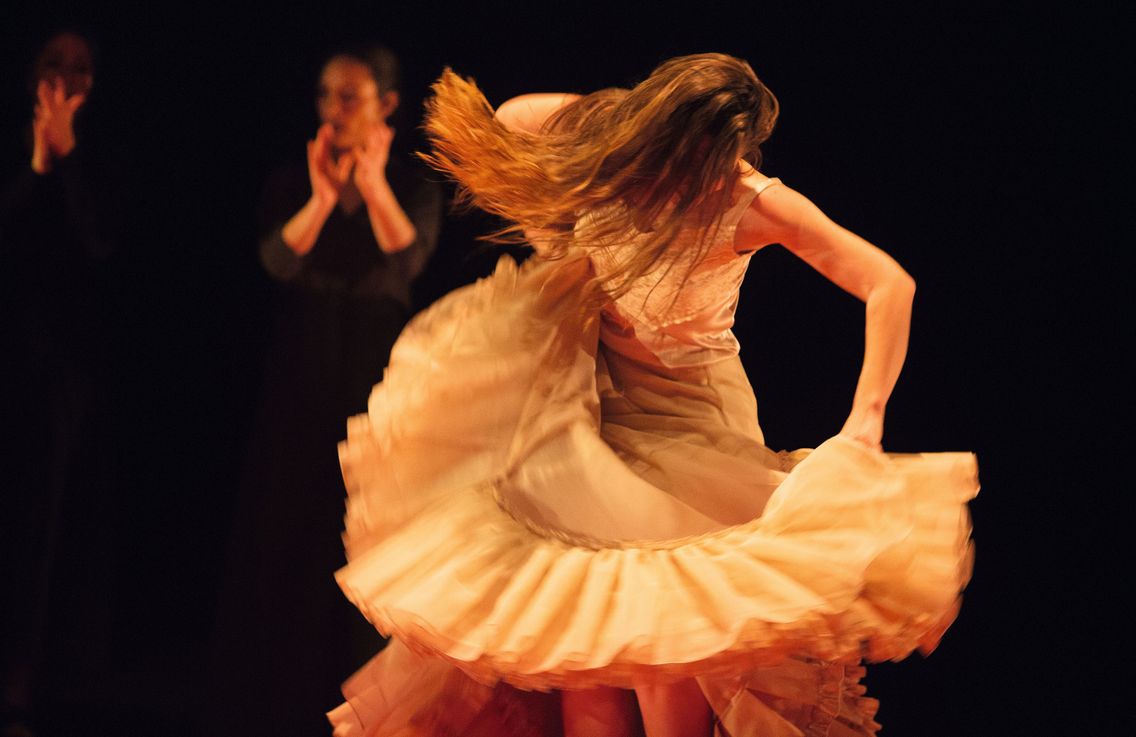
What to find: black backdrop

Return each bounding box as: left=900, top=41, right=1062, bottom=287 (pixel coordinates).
left=1, top=2, right=1127, bottom=735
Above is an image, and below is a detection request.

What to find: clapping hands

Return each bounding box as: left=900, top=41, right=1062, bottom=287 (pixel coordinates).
left=307, top=120, right=395, bottom=207
left=31, top=78, right=86, bottom=174
left=307, top=123, right=355, bottom=206
left=352, top=120, right=394, bottom=203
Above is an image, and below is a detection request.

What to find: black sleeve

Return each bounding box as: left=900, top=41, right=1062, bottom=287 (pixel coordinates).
left=257, top=165, right=310, bottom=283
left=55, top=149, right=116, bottom=260
left=0, top=167, right=50, bottom=256
left=0, top=149, right=116, bottom=261
left=259, top=226, right=304, bottom=281
left=395, top=173, right=444, bottom=282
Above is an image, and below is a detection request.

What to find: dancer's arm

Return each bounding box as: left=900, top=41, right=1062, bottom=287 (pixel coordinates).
left=494, top=93, right=580, bottom=134
left=737, top=185, right=916, bottom=450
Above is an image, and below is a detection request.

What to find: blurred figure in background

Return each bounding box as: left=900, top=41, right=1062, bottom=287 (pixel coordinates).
left=210, top=44, right=442, bottom=737
left=0, top=29, right=121, bottom=737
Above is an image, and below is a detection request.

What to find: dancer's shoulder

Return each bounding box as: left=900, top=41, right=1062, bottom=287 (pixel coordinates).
left=494, top=93, right=581, bottom=134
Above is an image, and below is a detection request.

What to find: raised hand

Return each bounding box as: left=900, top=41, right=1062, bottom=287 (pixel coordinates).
left=282, top=124, right=356, bottom=256
left=307, top=123, right=355, bottom=206
left=31, top=78, right=86, bottom=173
left=349, top=120, right=416, bottom=253
left=352, top=120, right=394, bottom=203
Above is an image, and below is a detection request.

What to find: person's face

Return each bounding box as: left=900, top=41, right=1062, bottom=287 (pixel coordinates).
left=33, top=32, right=94, bottom=98
left=316, top=57, right=396, bottom=150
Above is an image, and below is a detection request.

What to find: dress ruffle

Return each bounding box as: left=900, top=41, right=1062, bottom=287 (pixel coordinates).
left=337, top=437, right=974, bottom=690
left=331, top=253, right=977, bottom=734
left=328, top=642, right=880, bottom=737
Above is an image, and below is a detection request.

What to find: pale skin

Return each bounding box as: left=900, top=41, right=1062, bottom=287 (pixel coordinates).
left=282, top=57, right=417, bottom=257
left=734, top=169, right=915, bottom=451
left=496, top=92, right=915, bottom=737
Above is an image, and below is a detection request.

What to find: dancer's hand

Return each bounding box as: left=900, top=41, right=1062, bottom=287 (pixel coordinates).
left=31, top=78, right=86, bottom=173
left=307, top=123, right=354, bottom=206
left=353, top=120, right=394, bottom=202
left=840, top=406, right=884, bottom=452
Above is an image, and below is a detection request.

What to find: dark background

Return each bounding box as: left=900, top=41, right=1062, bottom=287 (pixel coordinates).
left=1, top=2, right=1127, bottom=735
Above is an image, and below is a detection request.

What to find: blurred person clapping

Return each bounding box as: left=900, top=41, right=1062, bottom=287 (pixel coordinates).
left=1, top=29, right=121, bottom=737
left=210, top=44, right=441, bottom=737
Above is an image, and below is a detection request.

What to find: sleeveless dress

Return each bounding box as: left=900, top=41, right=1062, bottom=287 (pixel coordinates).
left=326, top=172, right=978, bottom=736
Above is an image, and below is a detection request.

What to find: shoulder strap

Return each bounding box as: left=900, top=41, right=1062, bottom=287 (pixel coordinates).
left=724, top=173, right=782, bottom=228
left=751, top=176, right=782, bottom=196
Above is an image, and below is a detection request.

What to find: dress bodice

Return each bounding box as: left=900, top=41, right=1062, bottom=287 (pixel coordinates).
left=588, top=171, right=782, bottom=367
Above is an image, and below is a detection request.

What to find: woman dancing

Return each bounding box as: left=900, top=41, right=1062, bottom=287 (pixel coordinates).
left=327, top=53, right=978, bottom=737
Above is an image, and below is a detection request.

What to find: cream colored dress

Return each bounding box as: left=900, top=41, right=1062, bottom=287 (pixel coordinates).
left=327, top=172, right=978, bottom=736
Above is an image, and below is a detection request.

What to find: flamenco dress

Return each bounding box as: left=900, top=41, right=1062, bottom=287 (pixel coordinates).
left=326, top=172, right=978, bottom=736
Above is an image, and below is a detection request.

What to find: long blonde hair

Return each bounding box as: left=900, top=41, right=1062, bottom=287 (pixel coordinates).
left=421, top=53, right=779, bottom=298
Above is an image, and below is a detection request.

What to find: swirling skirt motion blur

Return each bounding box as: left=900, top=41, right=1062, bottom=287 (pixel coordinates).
left=326, top=254, right=978, bottom=737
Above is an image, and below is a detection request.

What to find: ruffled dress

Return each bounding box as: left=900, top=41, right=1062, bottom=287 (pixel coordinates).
left=326, top=172, right=978, bottom=736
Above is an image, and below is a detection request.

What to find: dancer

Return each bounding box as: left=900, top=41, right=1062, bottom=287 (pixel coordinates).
left=328, top=53, right=978, bottom=737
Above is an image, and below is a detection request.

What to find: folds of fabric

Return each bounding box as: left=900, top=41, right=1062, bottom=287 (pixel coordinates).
left=331, top=253, right=977, bottom=734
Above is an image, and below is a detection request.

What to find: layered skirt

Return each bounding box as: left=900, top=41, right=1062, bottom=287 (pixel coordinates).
left=327, top=255, right=978, bottom=736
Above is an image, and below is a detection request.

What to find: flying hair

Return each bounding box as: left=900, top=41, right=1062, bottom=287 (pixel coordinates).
left=420, top=53, right=779, bottom=301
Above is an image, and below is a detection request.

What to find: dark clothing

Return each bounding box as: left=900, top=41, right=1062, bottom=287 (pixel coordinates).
left=259, top=158, right=439, bottom=307
left=257, top=157, right=442, bottom=416
left=0, top=150, right=116, bottom=367
left=0, top=148, right=118, bottom=719
left=211, top=155, right=442, bottom=737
